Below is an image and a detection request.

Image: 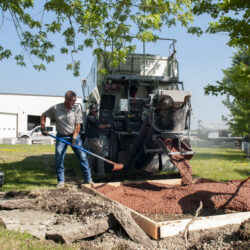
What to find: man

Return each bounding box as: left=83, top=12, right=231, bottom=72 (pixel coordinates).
left=40, top=90, right=93, bottom=188
left=85, top=104, right=110, bottom=176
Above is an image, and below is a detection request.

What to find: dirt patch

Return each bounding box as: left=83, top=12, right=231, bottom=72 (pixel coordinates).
left=35, top=187, right=114, bottom=224
left=0, top=182, right=250, bottom=249
left=3, top=191, right=39, bottom=199
left=0, top=186, right=153, bottom=247
left=1, top=187, right=114, bottom=225
left=94, top=178, right=250, bottom=215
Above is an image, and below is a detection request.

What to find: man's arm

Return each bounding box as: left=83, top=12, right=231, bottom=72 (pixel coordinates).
left=99, top=124, right=111, bottom=129
left=72, top=123, right=81, bottom=145
left=40, top=114, right=47, bottom=129
left=40, top=113, right=49, bottom=135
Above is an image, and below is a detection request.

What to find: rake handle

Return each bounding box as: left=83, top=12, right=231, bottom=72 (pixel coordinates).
left=48, top=134, right=116, bottom=165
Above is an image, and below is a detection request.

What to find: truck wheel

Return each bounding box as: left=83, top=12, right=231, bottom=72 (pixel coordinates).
left=21, top=136, right=29, bottom=139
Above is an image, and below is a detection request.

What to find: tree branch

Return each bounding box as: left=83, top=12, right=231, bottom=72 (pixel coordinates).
left=10, top=11, right=35, bottom=66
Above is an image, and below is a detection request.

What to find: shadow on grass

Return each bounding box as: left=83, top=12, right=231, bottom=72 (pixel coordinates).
left=234, top=168, right=250, bottom=177
left=0, top=152, right=181, bottom=190
left=0, top=153, right=85, bottom=191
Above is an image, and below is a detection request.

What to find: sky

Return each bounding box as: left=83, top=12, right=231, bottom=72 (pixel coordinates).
left=0, top=9, right=235, bottom=129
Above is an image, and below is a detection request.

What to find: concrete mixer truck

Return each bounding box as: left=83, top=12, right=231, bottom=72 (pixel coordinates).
left=82, top=37, right=193, bottom=185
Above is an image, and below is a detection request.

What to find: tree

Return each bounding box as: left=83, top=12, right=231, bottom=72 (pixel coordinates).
left=189, top=0, right=250, bottom=49
left=0, top=0, right=193, bottom=76
left=190, top=1, right=250, bottom=136
left=204, top=46, right=250, bottom=136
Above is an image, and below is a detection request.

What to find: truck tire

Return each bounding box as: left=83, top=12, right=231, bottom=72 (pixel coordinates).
left=21, top=135, right=29, bottom=139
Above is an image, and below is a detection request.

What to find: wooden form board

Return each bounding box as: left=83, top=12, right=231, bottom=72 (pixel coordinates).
left=81, top=179, right=250, bottom=239
left=160, top=211, right=250, bottom=238
left=81, top=180, right=163, bottom=239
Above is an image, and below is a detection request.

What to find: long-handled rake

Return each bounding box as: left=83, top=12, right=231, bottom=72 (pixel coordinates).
left=49, top=134, right=123, bottom=171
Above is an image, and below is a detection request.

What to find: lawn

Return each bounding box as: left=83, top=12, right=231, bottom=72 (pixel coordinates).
left=0, top=144, right=249, bottom=191
left=0, top=228, right=78, bottom=250
left=191, top=147, right=250, bottom=182
left=0, top=144, right=82, bottom=191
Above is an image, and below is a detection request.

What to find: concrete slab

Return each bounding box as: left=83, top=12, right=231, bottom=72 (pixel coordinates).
left=0, top=209, right=55, bottom=239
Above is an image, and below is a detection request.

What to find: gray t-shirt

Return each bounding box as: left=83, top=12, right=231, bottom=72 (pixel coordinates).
left=44, top=103, right=83, bottom=135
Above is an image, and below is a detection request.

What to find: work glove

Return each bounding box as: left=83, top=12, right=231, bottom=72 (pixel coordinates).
left=41, top=127, right=49, bottom=136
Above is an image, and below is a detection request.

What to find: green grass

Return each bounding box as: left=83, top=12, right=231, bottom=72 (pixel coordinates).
left=191, top=147, right=250, bottom=181
left=0, top=144, right=83, bottom=191
left=0, top=228, right=78, bottom=249
left=0, top=145, right=249, bottom=191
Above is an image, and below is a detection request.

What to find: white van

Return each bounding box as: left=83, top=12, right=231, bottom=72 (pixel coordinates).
left=19, top=125, right=56, bottom=143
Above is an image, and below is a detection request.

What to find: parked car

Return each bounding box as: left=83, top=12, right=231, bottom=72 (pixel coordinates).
left=19, top=125, right=56, bottom=143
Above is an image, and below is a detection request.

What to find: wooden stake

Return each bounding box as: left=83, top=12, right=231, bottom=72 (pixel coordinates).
left=184, top=201, right=203, bottom=248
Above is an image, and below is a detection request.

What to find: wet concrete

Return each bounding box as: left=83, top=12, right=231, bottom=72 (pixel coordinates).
left=94, top=178, right=250, bottom=214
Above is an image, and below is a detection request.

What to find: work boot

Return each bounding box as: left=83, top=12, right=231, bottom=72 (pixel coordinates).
left=56, top=182, right=65, bottom=188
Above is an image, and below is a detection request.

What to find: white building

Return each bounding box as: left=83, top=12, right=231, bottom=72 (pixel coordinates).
left=197, top=120, right=230, bottom=139
left=0, top=93, right=82, bottom=138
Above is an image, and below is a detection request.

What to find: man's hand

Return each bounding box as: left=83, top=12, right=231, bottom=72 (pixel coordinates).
left=41, top=127, right=49, bottom=136
left=99, top=124, right=111, bottom=129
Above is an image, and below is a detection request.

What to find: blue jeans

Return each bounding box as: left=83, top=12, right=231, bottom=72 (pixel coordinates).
left=55, top=134, right=92, bottom=183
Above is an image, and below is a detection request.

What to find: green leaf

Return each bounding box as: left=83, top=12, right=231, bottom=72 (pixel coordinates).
left=84, top=39, right=94, bottom=48
left=98, top=67, right=107, bottom=76
left=0, top=49, right=12, bottom=60
left=0, top=0, right=196, bottom=75
left=60, top=47, right=69, bottom=54
left=33, top=64, right=46, bottom=71
left=46, top=21, right=62, bottom=33
left=77, top=45, right=84, bottom=51
left=204, top=46, right=250, bottom=136
left=136, top=30, right=158, bottom=42
left=66, top=63, right=73, bottom=70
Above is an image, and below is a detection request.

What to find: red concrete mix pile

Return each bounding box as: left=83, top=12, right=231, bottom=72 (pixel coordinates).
left=94, top=179, right=250, bottom=214
left=163, top=138, right=193, bottom=185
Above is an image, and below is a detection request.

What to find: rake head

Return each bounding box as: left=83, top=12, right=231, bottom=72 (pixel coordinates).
left=112, top=163, right=124, bottom=171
